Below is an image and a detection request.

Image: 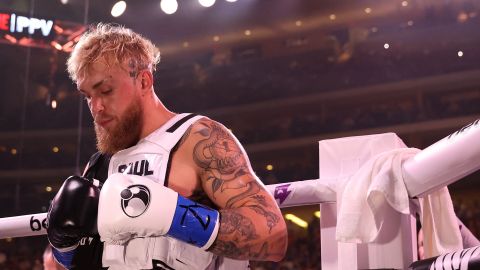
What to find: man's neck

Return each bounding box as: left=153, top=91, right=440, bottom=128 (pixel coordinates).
left=139, top=98, right=176, bottom=139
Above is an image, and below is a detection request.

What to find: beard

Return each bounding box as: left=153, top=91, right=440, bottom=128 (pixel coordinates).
left=94, top=96, right=143, bottom=155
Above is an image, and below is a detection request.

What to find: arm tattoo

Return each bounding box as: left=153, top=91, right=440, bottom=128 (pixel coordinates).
left=251, top=195, right=269, bottom=207
left=194, top=121, right=285, bottom=259
left=248, top=195, right=280, bottom=233
left=224, top=181, right=260, bottom=208
left=218, top=211, right=258, bottom=240
left=209, top=211, right=258, bottom=257
left=209, top=240, right=243, bottom=258
left=193, top=122, right=258, bottom=205
left=193, top=122, right=244, bottom=175
left=210, top=211, right=265, bottom=258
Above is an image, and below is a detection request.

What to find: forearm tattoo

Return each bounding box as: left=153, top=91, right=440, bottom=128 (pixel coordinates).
left=209, top=212, right=280, bottom=260
left=217, top=211, right=258, bottom=241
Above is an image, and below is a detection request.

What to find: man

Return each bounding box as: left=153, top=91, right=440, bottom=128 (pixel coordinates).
left=46, top=23, right=287, bottom=270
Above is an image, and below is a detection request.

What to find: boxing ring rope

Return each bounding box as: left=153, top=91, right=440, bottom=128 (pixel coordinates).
left=0, top=119, right=479, bottom=268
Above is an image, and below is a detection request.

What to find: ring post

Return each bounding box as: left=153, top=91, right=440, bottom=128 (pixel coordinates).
left=319, top=133, right=417, bottom=270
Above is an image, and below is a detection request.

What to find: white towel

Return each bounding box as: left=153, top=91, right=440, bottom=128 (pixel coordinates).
left=419, top=188, right=463, bottom=258
left=336, top=147, right=462, bottom=257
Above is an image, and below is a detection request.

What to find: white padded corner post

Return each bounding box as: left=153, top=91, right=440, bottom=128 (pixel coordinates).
left=319, top=133, right=417, bottom=270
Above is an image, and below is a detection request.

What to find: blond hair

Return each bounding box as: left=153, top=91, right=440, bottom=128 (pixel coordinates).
left=67, top=23, right=160, bottom=83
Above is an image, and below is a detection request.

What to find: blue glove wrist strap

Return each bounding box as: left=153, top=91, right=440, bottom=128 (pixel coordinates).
left=52, top=246, right=76, bottom=269
left=167, top=195, right=219, bottom=248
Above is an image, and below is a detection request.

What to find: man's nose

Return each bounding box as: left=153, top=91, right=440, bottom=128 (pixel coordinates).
left=90, top=96, right=105, bottom=115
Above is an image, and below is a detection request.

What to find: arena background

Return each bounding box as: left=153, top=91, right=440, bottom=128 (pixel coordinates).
left=0, top=0, right=479, bottom=269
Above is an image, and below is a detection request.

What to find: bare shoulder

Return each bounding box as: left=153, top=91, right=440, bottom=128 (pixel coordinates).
left=189, top=117, right=248, bottom=174
left=177, top=117, right=219, bottom=147
left=188, top=117, right=228, bottom=139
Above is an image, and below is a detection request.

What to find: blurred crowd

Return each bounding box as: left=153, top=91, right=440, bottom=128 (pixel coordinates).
left=158, top=15, right=480, bottom=112
left=0, top=237, right=45, bottom=270
left=1, top=5, right=480, bottom=132
left=232, top=88, right=480, bottom=145
left=454, top=198, right=480, bottom=240
left=158, top=40, right=480, bottom=114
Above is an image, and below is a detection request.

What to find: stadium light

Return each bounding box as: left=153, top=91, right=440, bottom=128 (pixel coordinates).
left=285, top=214, right=308, bottom=228
left=160, top=0, right=178, bottom=15
left=199, top=0, right=215, bottom=8
left=111, top=1, right=127, bottom=17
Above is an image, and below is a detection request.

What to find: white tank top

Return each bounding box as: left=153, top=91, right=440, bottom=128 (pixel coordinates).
left=103, top=113, right=250, bottom=270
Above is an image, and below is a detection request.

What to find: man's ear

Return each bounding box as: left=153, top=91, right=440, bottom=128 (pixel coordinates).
left=139, top=70, right=153, bottom=93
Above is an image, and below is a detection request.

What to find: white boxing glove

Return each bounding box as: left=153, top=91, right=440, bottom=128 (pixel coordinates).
left=98, top=173, right=219, bottom=250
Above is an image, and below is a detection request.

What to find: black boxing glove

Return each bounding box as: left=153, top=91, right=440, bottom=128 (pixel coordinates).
left=47, top=175, right=100, bottom=269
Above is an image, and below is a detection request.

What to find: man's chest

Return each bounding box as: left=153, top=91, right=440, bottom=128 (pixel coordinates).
left=167, top=151, right=201, bottom=198
left=168, top=147, right=215, bottom=208
left=107, top=141, right=206, bottom=202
